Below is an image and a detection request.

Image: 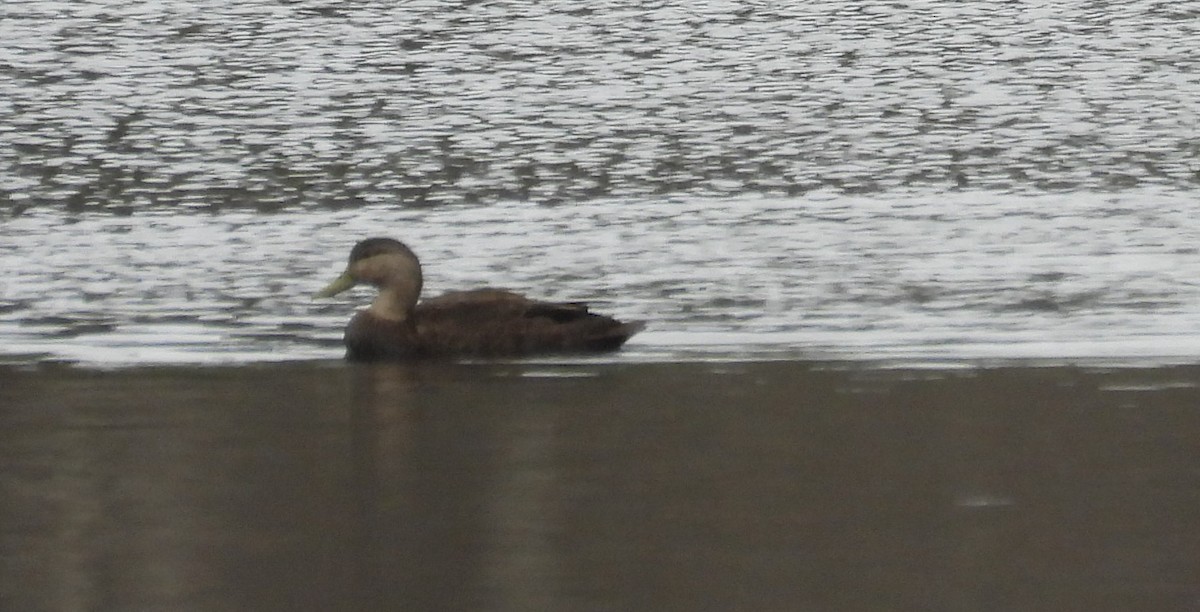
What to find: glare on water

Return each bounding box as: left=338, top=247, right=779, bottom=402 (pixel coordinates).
left=3, top=191, right=1200, bottom=365
left=1, top=0, right=1199, bottom=365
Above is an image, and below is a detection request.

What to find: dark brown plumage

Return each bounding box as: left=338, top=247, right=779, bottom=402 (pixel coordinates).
left=316, top=238, right=644, bottom=361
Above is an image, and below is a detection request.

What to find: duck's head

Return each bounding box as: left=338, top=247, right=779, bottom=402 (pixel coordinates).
left=316, top=238, right=424, bottom=319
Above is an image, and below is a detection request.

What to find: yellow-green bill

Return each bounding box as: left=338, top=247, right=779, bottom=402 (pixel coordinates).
left=315, top=272, right=356, bottom=298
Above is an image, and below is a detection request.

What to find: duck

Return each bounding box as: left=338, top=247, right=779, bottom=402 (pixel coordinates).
left=316, top=237, right=645, bottom=361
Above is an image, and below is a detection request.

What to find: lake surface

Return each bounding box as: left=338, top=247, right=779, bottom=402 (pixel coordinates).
left=4, top=361, right=1200, bottom=611
left=3, top=4, right=1200, bottom=610
left=2, top=0, right=1200, bottom=365
left=4, top=191, right=1200, bottom=366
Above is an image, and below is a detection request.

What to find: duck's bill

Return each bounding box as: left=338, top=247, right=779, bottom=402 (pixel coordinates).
left=315, top=272, right=356, bottom=298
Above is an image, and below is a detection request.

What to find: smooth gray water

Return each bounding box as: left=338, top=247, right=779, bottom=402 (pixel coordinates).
left=5, top=361, right=1200, bottom=611
left=2, top=0, right=1200, bottom=364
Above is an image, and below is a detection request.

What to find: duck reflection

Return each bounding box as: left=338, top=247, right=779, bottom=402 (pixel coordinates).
left=345, top=361, right=564, bottom=610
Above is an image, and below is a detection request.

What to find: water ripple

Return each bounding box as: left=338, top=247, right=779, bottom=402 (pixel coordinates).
left=3, top=191, right=1200, bottom=365
left=3, top=0, right=1198, bottom=212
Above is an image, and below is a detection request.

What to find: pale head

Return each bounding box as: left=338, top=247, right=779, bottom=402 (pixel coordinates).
left=316, top=238, right=424, bottom=321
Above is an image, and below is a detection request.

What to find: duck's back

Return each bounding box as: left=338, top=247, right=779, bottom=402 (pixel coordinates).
left=413, top=289, right=643, bottom=356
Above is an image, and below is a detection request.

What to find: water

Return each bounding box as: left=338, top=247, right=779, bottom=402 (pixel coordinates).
left=4, top=5, right=1200, bottom=608
left=5, top=361, right=1200, bottom=610
left=1, top=0, right=1199, bottom=366
left=3, top=0, right=1197, bottom=210
left=3, top=191, right=1200, bottom=365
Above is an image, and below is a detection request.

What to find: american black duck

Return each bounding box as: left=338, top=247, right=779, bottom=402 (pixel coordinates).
left=316, top=237, right=645, bottom=361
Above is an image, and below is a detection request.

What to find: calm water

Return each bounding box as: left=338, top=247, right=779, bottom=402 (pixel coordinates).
left=2, top=0, right=1200, bottom=365
left=4, top=361, right=1200, bottom=611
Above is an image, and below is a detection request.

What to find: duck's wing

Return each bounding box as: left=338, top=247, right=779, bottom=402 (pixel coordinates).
left=414, top=288, right=643, bottom=356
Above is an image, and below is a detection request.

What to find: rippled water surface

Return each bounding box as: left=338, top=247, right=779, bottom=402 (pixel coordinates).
left=2, top=0, right=1199, bottom=364
left=4, top=191, right=1200, bottom=364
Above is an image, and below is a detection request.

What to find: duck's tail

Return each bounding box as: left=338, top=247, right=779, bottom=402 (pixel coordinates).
left=580, top=320, right=646, bottom=351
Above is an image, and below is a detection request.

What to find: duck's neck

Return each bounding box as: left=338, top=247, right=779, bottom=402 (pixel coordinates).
left=357, top=250, right=423, bottom=323
left=367, top=280, right=419, bottom=322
